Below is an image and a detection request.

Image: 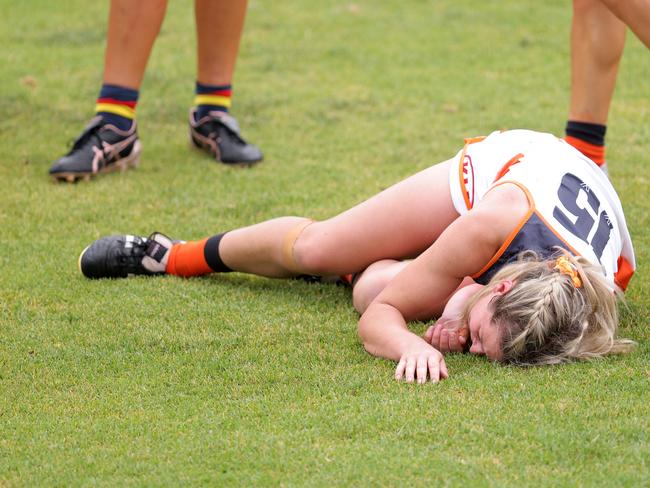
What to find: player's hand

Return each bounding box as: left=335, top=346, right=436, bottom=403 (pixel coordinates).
left=424, top=318, right=468, bottom=353
left=395, top=344, right=449, bottom=384
left=423, top=282, right=479, bottom=353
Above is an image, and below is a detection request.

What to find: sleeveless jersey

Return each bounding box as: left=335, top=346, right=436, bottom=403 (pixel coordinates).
left=447, top=129, right=635, bottom=291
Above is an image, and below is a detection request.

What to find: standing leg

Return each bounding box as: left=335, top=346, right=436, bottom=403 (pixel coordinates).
left=600, top=0, right=650, bottom=48
left=564, top=0, right=627, bottom=168
left=195, top=0, right=247, bottom=87
left=103, top=0, right=168, bottom=89
left=189, top=0, right=263, bottom=165
left=50, top=0, right=168, bottom=181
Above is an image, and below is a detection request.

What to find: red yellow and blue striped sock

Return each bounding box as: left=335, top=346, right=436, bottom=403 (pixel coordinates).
left=95, top=84, right=138, bottom=131
left=194, top=82, right=232, bottom=120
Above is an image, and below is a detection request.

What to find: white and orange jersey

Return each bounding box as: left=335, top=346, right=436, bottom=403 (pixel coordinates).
left=448, top=129, right=636, bottom=291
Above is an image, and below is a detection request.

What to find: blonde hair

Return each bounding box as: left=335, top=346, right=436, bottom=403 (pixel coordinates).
left=462, top=250, right=635, bottom=366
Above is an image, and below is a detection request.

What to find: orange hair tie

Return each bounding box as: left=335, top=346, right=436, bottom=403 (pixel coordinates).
left=554, top=256, right=582, bottom=288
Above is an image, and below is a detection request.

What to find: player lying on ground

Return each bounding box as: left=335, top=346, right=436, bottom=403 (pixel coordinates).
left=79, top=130, right=637, bottom=383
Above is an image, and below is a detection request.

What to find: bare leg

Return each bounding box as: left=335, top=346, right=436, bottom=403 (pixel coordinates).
left=568, top=0, right=627, bottom=124
left=352, top=260, right=409, bottom=314
left=195, top=0, right=248, bottom=85
left=600, top=0, right=650, bottom=48
left=103, top=0, right=168, bottom=89
left=218, top=159, right=460, bottom=278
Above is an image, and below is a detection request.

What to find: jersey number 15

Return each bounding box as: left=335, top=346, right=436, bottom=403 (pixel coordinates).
left=553, top=173, right=612, bottom=261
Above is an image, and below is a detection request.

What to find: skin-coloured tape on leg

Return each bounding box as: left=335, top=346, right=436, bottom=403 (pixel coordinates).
left=281, top=219, right=314, bottom=273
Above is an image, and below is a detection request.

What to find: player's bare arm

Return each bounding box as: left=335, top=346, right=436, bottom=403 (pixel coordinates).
left=357, top=183, right=531, bottom=381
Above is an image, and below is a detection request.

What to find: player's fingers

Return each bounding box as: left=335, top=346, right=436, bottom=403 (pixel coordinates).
left=427, top=355, right=440, bottom=383
left=423, top=325, right=435, bottom=343
left=448, top=330, right=461, bottom=352
left=440, top=358, right=449, bottom=379
left=416, top=357, right=428, bottom=384
left=431, top=323, right=442, bottom=349
left=440, top=328, right=451, bottom=353
left=395, top=358, right=406, bottom=380
left=405, top=358, right=416, bottom=383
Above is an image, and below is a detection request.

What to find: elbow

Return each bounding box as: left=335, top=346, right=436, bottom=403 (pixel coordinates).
left=357, top=317, right=369, bottom=346
left=357, top=301, right=404, bottom=359
left=357, top=314, right=374, bottom=353
left=357, top=308, right=386, bottom=357
left=358, top=329, right=377, bottom=357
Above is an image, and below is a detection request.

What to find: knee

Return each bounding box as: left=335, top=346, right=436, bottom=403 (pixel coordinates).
left=291, top=222, right=336, bottom=275
left=352, top=260, right=402, bottom=314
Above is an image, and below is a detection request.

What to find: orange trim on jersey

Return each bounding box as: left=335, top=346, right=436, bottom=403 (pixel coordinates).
left=532, top=210, right=632, bottom=290
left=614, top=256, right=634, bottom=291
left=471, top=179, right=631, bottom=289
left=471, top=207, right=534, bottom=280
left=464, top=136, right=487, bottom=145
left=493, top=153, right=524, bottom=182
left=457, top=136, right=486, bottom=211
left=458, top=145, right=472, bottom=210
left=470, top=181, right=534, bottom=279
left=531, top=210, right=582, bottom=257
left=495, top=181, right=581, bottom=258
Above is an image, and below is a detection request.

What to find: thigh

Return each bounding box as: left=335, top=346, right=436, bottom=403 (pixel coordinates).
left=299, top=158, right=460, bottom=273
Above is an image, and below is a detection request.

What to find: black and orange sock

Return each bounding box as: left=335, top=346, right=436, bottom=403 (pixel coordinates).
left=565, top=121, right=607, bottom=166
left=95, top=84, right=138, bottom=131
left=166, top=233, right=232, bottom=278
left=195, top=81, right=232, bottom=120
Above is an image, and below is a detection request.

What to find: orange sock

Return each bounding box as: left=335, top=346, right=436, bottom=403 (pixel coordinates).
left=166, top=239, right=213, bottom=277
left=565, top=136, right=606, bottom=166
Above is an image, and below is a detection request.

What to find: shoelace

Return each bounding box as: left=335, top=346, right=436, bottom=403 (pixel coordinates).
left=68, top=123, right=104, bottom=155
left=116, top=239, right=147, bottom=267
left=206, top=117, right=244, bottom=144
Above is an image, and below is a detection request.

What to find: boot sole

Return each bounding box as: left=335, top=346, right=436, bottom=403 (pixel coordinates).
left=51, top=140, right=142, bottom=183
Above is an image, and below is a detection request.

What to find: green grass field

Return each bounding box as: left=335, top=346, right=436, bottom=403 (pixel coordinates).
left=1, top=0, right=649, bottom=485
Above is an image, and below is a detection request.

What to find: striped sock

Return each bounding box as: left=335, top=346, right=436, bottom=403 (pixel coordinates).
left=565, top=121, right=607, bottom=166
left=95, top=84, right=138, bottom=131
left=166, top=233, right=232, bottom=277
left=194, top=82, right=232, bottom=120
